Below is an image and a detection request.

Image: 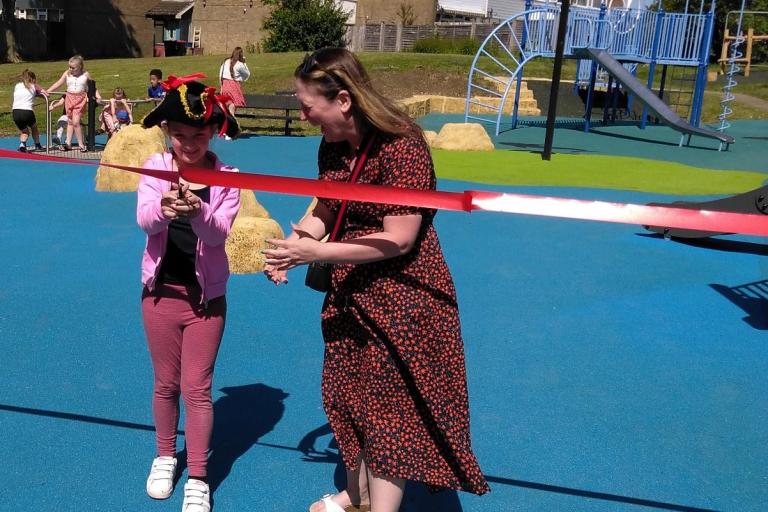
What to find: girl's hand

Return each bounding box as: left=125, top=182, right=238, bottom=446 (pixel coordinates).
left=263, top=264, right=288, bottom=285
left=160, top=183, right=183, bottom=220
left=181, top=189, right=203, bottom=219
left=263, top=236, right=322, bottom=271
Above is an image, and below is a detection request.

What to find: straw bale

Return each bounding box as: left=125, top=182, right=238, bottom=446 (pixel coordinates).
left=423, top=130, right=438, bottom=147
left=239, top=190, right=270, bottom=218
left=226, top=217, right=285, bottom=274
left=95, top=125, right=165, bottom=192
left=432, top=123, right=495, bottom=151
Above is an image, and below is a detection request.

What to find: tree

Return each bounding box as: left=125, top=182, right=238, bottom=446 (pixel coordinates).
left=1, top=0, right=21, bottom=62
left=397, top=2, right=416, bottom=26
left=654, top=0, right=768, bottom=63
left=261, top=0, right=348, bottom=52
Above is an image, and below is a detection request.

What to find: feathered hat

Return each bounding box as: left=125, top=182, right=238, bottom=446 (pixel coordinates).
left=142, top=73, right=240, bottom=139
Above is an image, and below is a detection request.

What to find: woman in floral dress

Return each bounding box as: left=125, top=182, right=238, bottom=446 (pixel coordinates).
left=263, top=48, right=489, bottom=512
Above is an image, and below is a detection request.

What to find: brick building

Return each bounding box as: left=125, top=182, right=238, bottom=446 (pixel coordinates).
left=354, top=0, right=436, bottom=26
left=66, top=0, right=158, bottom=58
left=189, top=0, right=271, bottom=56
left=13, top=0, right=441, bottom=60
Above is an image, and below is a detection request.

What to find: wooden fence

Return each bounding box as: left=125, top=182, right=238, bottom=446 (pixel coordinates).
left=346, top=21, right=521, bottom=52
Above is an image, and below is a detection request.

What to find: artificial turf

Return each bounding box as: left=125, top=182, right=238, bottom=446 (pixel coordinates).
left=432, top=149, right=767, bottom=195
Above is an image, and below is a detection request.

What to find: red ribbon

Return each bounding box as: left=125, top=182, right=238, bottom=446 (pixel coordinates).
left=1, top=149, right=766, bottom=237
left=160, top=73, right=207, bottom=91
left=201, top=86, right=233, bottom=138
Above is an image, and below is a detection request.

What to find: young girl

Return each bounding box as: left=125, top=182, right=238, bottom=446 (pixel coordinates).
left=100, top=87, right=133, bottom=138
left=137, top=76, right=240, bottom=512
left=44, top=54, right=100, bottom=152
left=12, top=69, right=44, bottom=152
left=218, top=46, right=250, bottom=126
left=48, top=95, right=69, bottom=146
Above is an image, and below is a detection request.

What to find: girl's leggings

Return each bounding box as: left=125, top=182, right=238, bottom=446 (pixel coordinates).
left=141, top=283, right=226, bottom=477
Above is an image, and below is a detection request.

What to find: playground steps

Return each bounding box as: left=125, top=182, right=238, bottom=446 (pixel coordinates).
left=474, top=77, right=541, bottom=115
left=481, top=76, right=536, bottom=98
left=399, top=94, right=540, bottom=118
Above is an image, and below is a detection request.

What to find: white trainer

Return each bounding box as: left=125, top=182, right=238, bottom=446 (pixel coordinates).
left=146, top=456, right=177, bottom=499
left=182, top=479, right=211, bottom=512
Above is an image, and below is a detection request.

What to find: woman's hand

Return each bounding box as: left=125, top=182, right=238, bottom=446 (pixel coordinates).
left=263, top=263, right=289, bottom=286
left=262, top=235, right=323, bottom=271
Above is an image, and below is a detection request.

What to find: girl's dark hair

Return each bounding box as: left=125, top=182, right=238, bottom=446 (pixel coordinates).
left=295, top=47, right=421, bottom=138
left=230, top=47, right=244, bottom=78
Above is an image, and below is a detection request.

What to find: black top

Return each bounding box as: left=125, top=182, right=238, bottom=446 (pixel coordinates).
left=158, top=187, right=210, bottom=286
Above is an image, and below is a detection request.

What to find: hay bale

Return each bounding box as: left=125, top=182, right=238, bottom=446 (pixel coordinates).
left=423, top=130, right=438, bottom=147
left=239, top=190, right=270, bottom=218
left=225, top=217, right=285, bottom=274
left=432, top=123, right=495, bottom=151
left=96, top=125, right=166, bottom=192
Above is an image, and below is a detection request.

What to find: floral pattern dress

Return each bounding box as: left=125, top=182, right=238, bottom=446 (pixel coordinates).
left=316, top=132, right=489, bottom=495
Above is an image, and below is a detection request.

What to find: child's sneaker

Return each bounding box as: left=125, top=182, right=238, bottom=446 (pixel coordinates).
left=146, top=456, right=177, bottom=499
left=182, top=479, right=210, bottom=512
left=18, top=144, right=26, bottom=153
left=34, top=143, right=43, bottom=151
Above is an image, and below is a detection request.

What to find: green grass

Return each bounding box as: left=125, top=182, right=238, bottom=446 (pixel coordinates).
left=432, top=149, right=766, bottom=195
left=0, top=52, right=477, bottom=135
left=2, top=52, right=765, bottom=136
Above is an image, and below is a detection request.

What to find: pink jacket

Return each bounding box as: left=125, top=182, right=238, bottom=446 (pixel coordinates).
left=137, top=151, right=241, bottom=302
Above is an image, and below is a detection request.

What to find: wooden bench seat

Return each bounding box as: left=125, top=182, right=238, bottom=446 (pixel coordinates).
left=238, top=93, right=302, bottom=135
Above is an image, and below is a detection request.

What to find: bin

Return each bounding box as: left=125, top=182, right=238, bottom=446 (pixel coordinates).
left=163, top=40, right=187, bottom=57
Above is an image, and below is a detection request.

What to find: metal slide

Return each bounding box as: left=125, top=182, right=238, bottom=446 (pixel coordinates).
left=575, top=48, right=735, bottom=146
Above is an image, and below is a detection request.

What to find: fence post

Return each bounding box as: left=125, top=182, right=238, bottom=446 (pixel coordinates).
left=470, top=21, right=476, bottom=39
left=379, top=22, right=385, bottom=51
left=358, top=24, right=366, bottom=51
left=396, top=23, right=403, bottom=52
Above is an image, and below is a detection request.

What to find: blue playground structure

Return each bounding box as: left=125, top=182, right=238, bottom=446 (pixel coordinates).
left=464, top=0, right=735, bottom=149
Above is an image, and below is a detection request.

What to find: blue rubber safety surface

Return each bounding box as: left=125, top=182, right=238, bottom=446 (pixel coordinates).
left=1, top=134, right=766, bottom=512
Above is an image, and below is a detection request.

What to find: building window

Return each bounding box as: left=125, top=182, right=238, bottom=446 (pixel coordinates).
left=16, top=9, right=27, bottom=20
left=37, top=9, right=48, bottom=21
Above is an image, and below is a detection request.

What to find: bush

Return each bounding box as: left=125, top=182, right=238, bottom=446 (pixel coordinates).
left=261, top=0, right=348, bottom=52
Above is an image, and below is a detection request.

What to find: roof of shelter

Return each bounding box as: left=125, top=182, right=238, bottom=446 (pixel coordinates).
left=145, top=0, right=195, bottom=18
left=439, top=0, right=487, bottom=16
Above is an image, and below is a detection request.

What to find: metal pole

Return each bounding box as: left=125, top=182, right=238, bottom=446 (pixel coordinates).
left=640, top=8, right=664, bottom=129
left=583, top=2, right=607, bottom=133
left=513, top=0, right=534, bottom=129
left=87, top=79, right=97, bottom=151
left=542, top=0, right=572, bottom=161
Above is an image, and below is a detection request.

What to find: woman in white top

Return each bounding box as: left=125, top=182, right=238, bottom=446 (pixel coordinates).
left=12, top=69, right=45, bottom=152
left=219, top=46, right=250, bottom=120
left=45, top=54, right=101, bottom=152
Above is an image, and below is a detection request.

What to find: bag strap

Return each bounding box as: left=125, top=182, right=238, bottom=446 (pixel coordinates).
left=328, top=133, right=375, bottom=242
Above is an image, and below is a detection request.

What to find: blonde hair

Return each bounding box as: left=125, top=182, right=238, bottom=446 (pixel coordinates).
left=294, top=48, right=421, bottom=138
left=68, top=55, right=85, bottom=73
left=20, top=69, right=36, bottom=88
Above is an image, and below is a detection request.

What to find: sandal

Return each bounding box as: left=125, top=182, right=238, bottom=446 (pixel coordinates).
left=58, top=144, right=71, bottom=151
left=309, top=494, right=369, bottom=512
left=79, top=146, right=88, bottom=152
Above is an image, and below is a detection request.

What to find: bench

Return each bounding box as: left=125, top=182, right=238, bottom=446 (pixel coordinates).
left=238, top=93, right=302, bottom=135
